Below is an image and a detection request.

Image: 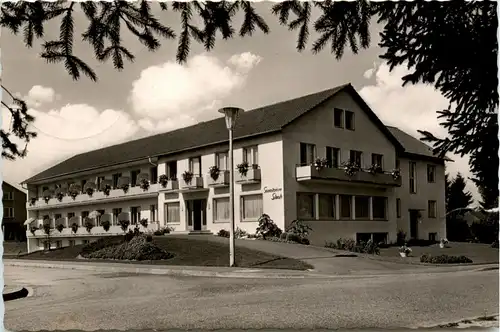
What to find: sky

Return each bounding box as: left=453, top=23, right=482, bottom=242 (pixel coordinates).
left=0, top=3, right=478, bottom=203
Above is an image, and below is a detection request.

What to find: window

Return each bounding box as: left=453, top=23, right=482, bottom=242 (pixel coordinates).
left=67, top=212, right=75, bottom=219
left=150, top=167, right=158, bottom=184
left=3, top=191, right=13, bottom=200
left=243, top=146, right=259, bottom=165
left=150, top=205, right=157, bottom=222
left=56, top=241, right=62, bottom=249
left=428, top=200, right=437, bottom=218
left=334, top=108, right=344, bottom=128
left=396, top=198, right=401, bottom=218
left=54, top=214, right=62, bottom=220
left=372, top=197, right=387, bottom=219
left=396, top=159, right=400, bottom=169
left=318, top=194, right=335, bottom=219
left=96, top=209, right=105, bottom=225
left=299, top=143, right=316, bottom=165
left=356, top=233, right=372, bottom=243
left=83, top=240, right=89, bottom=245
left=165, top=202, right=180, bottom=224
left=69, top=240, right=75, bottom=247
left=373, top=233, right=388, bottom=244
left=241, top=194, right=263, bottom=221
left=131, top=206, right=141, bottom=225
left=340, top=195, right=352, bottom=219
left=371, top=153, right=383, bottom=168
left=112, top=173, right=122, bottom=189
left=355, top=196, right=370, bottom=219
left=189, top=156, right=202, bottom=176
left=297, top=193, right=315, bottom=219
left=345, top=111, right=355, bottom=130
left=213, top=197, right=230, bottom=222
left=131, top=170, right=140, bottom=187
left=3, top=207, right=14, bottom=218
left=166, top=161, right=177, bottom=179
left=409, top=161, right=417, bottom=193
left=97, top=176, right=105, bottom=190
left=216, top=152, right=229, bottom=170
left=326, top=147, right=340, bottom=168
left=350, top=150, right=363, bottom=167
left=112, top=208, right=122, bottom=224
left=81, top=211, right=89, bottom=219
left=81, top=180, right=87, bottom=192
left=429, top=232, right=437, bottom=242
left=427, top=165, right=436, bottom=183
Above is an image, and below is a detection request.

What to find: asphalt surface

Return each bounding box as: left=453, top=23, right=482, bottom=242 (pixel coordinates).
left=4, top=265, right=499, bottom=331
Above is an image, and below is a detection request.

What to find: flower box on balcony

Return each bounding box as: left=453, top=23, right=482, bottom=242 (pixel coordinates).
left=207, top=170, right=230, bottom=187
left=235, top=168, right=261, bottom=184
left=180, top=176, right=204, bottom=190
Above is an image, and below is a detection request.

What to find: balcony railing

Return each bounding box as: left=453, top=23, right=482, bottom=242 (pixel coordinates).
left=295, top=164, right=402, bottom=187
left=27, top=183, right=160, bottom=209
left=235, top=166, right=261, bottom=184
left=180, top=175, right=204, bottom=190
left=207, top=170, right=230, bottom=187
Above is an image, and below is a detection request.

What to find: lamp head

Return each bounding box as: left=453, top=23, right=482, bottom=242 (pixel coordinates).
left=218, top=107, right=244, bottom=130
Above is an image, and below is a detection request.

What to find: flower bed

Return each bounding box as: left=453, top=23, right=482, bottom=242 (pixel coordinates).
left=420, top=254, right=473, bottom=264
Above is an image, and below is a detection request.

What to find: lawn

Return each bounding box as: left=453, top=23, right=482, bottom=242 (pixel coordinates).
left=379, top=242, right=499, bottom=264
left=13, top=236, right=314, bottom=270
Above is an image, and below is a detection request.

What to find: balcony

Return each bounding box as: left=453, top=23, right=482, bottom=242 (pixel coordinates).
left=207, top=170, right=230, bottom=187
left=158, top=179, right=179, bottom=191
left=235, top=167, right=261, bottom=184
left=295, top=165, right=402, bottom=187
left=180, top=176, right=204, bottom=190
left=27, top=183, right=161, bottom=210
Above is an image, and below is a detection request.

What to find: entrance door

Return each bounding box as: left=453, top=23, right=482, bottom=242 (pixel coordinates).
left=409, top=210, right=419, bottom=239
left=187, top=199, right=207, bottom=231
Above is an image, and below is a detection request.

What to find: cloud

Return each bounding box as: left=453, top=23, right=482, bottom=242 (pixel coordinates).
left=227, top=52, right=262, bottom=73
left=129, top=52, right=261, bottom=133
left=2, top=100, right=138, bottom=186
left=24, top=85, right=59, bottom=108
left=359, top=62, right=479, bottom=204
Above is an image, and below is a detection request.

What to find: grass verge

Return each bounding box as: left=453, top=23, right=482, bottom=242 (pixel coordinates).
left=13, top=236, right=313, bottom=270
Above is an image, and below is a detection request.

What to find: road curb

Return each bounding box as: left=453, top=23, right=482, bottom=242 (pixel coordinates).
left=4, top=259, right=339, bottom=279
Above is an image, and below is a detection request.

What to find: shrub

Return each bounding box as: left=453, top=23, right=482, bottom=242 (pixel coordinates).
left=235, top=227, right=247, bottom=239
left=80, top=236, right=124, bottom=256
left=56, top=224, right=64, bottom=233
left=118, top=220, right=130, bottom=233
left=218, top=229, right=230, bottom=238
left=182, top=170, right=194, bottom=184
left=208, top=165, right=220, bottom=181
left=396, top=230, right=406, bottom=246
left=68, top=184, right=80, bottom=199
left=139, top=218, right=148, bottom=228
left=154, top=227, right=173, bottom=236
left=71, top=223, right=79, bottom=233
left=101, top=220, right=111, bottom=232
left=470, top=212, right=499, bottom=244
left=286, top=232, right=301, bottom=243
left=42, top=223, right=51, bottom=235
left=146, top=234, right=153, bottom=242
left=280, top=232, right=288, bottom=240
left=301, top=238, right=310, bottom=245
left=139, top=178, right=150, bottom=191
left=86, top=187, right=94, bottom=197
left=158, top=174, right=169, bottom=187
left=236, top=161, right=249, bottom=176
left=83, top=234, right=173, bottom=261
left=363, top=239, right=380, bottom=255
left=286, top=219, right=312, bottom=240
left=420, top=254, right=473, bottom=264
left=325, top=238, right=379, bottom=255
left=255, top=214, right=282, bottom=239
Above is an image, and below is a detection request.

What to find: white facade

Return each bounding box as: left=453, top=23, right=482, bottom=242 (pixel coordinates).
left=25, top=89, right=446, bottom=252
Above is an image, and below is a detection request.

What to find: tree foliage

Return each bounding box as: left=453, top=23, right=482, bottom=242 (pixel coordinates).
left=445, top=173, right=474, bottom=242
left=1, top=1, right=497, bottom=210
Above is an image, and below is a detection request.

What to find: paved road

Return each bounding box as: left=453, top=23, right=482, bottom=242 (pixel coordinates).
left=4, top=265, right=499, bottom=330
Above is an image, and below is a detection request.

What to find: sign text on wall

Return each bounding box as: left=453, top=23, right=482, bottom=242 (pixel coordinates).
left=264, top=186, right=283, bottom=200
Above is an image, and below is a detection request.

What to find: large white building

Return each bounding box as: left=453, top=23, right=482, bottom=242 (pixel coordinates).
left=23, top=84, right=447, bottom=252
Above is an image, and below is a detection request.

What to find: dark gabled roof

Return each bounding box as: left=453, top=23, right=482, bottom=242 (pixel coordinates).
left=24, top=83, right=404, bottom=183
left=386, top=126, right=450, bottom=162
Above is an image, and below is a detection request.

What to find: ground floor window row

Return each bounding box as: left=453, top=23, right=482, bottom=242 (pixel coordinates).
left=297, top=193, right=388, bottom=221
left=37, top=204, right=158, bottom=227
left=164, top=194, right=264, bottom=225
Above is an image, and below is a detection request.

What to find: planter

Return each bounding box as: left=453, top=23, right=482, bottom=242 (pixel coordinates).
left=439, top=243, right=445, bottom=248
left=399, top=252, right=407, bottom=257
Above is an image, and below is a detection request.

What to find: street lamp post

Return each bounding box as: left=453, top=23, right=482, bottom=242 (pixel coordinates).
left=218, top=107, right=243, bottom=267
